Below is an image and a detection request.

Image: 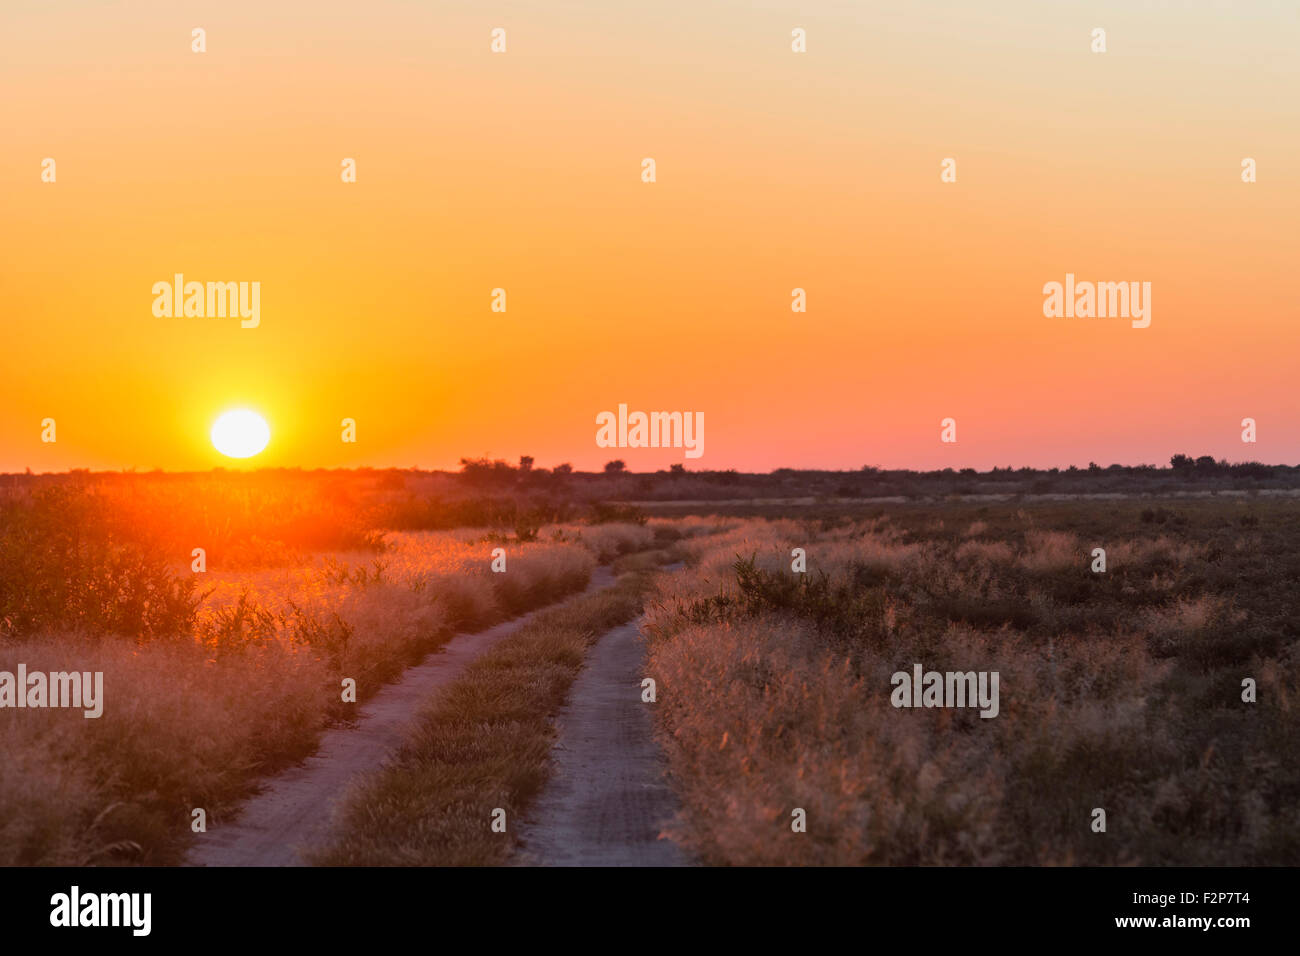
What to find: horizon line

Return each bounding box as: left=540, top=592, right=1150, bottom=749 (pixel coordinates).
left=2, top=456, right=1295, bottom=479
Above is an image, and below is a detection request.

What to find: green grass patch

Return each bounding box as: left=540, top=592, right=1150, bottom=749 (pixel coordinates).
left=308, top=569, right=658, bottom=866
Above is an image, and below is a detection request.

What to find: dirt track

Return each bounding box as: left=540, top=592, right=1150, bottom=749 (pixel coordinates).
left=514, top=617, right=687, bottom=866
left=187, top=568, right=617, bottom=867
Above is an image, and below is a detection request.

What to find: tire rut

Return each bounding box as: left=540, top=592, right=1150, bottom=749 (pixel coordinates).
left=514, top=615, right=687, bottom=866
left=187, top=567, right=617, bottom=867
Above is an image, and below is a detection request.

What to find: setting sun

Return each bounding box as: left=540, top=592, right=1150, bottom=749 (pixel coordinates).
left=211, top=409, right=271, bottom=459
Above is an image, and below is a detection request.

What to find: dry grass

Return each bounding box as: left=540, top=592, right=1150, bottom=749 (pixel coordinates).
left=0, top=530, right=605, bottom=865
left=5, top=488, right=1296, bottom=868
left=643, top=501, right=1300, bottom=865
left=308, top=569, right=658, bottom=866
left=547, top=522, right=657, bottom=562
left=1017, top=529, right=1080, bottom=572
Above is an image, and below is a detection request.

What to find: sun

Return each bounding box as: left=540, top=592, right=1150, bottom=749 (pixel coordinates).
left=211, top=409, right=271, bottom=459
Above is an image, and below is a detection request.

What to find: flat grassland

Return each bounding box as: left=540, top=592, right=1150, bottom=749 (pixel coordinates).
left=0, top=473, right=659, bottom=864
left=2, top=470, right=1295, bottom=865
left=645, top=499, right=1299, bottom=865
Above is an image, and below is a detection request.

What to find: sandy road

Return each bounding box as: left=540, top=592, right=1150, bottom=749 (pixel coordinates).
left=187, top=567, right=617, bottom=867
left=514, top=615, right=687, bottom=867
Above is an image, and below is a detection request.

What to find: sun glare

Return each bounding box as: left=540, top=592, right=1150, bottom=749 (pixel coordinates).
left=211, top=409, right=271, bottom=459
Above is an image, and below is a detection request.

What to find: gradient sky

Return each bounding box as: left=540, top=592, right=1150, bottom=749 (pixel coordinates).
left=2, top=1, right=1297, bottom=472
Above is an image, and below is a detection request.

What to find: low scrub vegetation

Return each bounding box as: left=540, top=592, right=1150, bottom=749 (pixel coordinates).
left=644, top=500, right=1300, bottom=865
left=0, top=522, right=612, bottom=865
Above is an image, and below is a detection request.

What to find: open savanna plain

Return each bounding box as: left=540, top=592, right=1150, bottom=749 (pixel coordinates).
left=643, top=497, right=1300, bottom=865
left=0, top=470, right=673, bottom=865
left=2, top=468, right=1296, bottom=866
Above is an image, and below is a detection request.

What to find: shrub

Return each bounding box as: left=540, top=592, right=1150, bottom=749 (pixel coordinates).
left=0, top=486, right=201, bottom=641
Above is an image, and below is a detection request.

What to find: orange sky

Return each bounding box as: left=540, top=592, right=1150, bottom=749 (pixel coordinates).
left=2, top=1, right=1297, bottom=472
